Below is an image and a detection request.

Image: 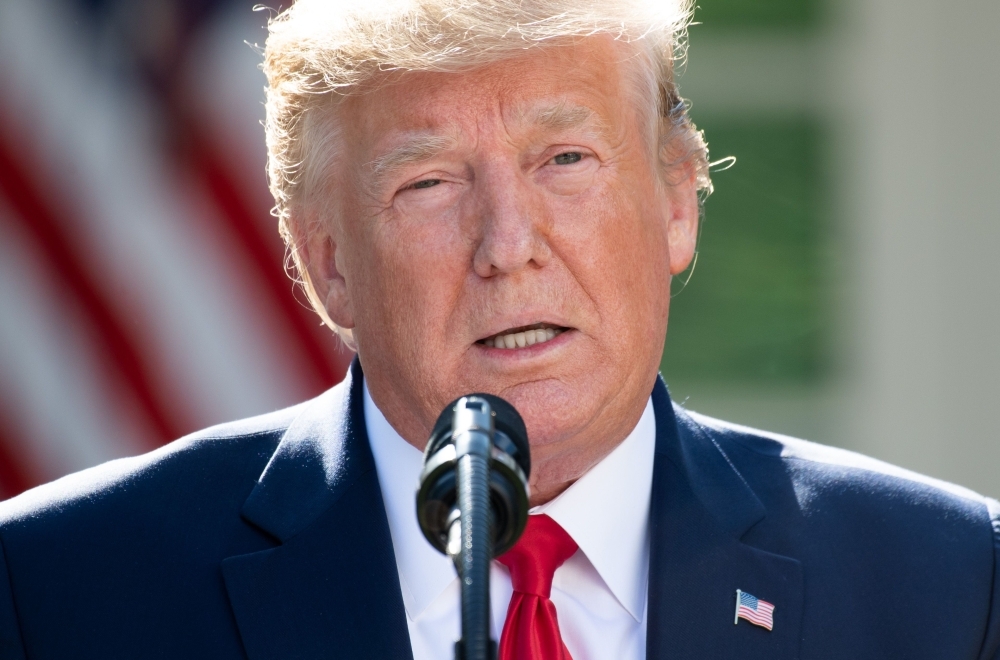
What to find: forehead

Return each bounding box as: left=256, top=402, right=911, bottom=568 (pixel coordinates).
left=339, top=37, right=640, bottom=155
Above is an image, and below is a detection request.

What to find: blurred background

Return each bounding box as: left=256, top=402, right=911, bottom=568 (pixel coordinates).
left=0, top=0, right=996, bottom=500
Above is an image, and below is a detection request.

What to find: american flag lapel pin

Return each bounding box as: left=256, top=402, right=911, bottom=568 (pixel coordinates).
left=734, top=589, right=775, bottom=631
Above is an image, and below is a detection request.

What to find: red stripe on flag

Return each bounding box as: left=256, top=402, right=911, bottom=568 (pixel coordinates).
left=170, top=106, right=350, bottom=394
left=0, top=123, right=192, bottom=449
left=737, top=605, right=774, bottom=630
left=0, top=406, right=42, bottom=500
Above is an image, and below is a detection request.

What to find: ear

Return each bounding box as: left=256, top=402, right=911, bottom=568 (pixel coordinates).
left=664, top=163, right=700, bottom=276
left=291, top=210, right=356, bottom=330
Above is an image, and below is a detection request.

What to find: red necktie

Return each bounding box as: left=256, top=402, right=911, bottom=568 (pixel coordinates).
left=497, top=514, right=578, bottom=660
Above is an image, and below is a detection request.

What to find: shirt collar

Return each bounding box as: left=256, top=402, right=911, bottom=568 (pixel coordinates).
left=365, top=381, right=656, bottom=623
left=532, top=397, right=655, bottom=622
left=364, top=382, right=456, bottom=621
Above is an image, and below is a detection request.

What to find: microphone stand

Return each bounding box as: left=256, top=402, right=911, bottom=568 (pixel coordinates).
left=448, top=400, right=497, bottom=660
left=418, top=393, right=529, bottom=660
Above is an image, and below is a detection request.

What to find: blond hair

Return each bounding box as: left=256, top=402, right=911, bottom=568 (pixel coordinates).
left=262, top=0, right=710, bottom=342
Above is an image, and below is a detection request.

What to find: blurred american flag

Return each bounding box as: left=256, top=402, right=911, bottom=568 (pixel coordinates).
left=0, top=0, right=352, bottom=499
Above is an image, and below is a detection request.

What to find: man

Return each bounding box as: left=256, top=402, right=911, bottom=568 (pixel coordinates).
left=0, top=0, right=997, bottom=658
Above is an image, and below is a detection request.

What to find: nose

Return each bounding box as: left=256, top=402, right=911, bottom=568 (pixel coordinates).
left=471, top=163, right=553, bottom=278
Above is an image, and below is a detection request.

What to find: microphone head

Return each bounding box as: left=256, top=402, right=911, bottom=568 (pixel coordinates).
left=425, top=393, right=530, bottom=478
left=418, top=393, right=531, bottom=556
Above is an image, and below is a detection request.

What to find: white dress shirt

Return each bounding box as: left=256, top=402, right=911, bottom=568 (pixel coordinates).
left=365, top=382, right=657, bottom=660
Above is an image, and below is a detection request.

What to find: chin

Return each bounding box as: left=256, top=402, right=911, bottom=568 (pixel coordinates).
left=494, top=378, right=600, bottom=448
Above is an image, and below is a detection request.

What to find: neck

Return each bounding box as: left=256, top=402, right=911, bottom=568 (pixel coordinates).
left=528, top=479, right=575, bottom=508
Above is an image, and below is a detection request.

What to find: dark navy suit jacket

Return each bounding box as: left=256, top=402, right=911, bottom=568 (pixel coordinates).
left=1, top=359, right=998, bottom=659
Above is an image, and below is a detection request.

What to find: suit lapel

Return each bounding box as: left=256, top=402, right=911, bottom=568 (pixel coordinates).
left=646, top=379, right=804, bottom=660
left=221, top=359, right=413, bottom=660
left=220, top=364, right=802, bottom=659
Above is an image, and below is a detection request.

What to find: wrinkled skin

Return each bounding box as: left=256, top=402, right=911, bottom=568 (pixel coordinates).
left=301, top=37, right=699, bottom=505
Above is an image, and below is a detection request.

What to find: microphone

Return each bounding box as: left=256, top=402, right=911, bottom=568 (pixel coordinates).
left=416, top=394, right=531, bottom=660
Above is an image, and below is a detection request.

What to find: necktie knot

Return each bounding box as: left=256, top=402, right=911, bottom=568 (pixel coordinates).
left=497, top=514, right=578, bottom=598
left=497, top=515, right=577, bottom=660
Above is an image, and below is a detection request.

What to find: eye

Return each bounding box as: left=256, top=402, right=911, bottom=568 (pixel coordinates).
left=409, top=178, right=441, bottom=190
left=551, top=152, right=583, bottom=165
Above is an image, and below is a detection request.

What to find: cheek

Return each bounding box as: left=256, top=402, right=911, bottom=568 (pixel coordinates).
left=352, top=209, right=470, bottom=347
left=549, top=175, right=671, bottom=336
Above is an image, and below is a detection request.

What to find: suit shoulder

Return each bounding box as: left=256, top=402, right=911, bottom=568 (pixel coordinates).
left=679, top=406, right=996, bottom=518
left=0, top=402, right=307, bottom=530
left=668, top=406, right=1000, bottom=658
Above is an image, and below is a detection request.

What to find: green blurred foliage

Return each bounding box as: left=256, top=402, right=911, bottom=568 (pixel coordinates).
left=661, top=119, right=828, bottom=384
left=694, top=0, right=820, bottom=29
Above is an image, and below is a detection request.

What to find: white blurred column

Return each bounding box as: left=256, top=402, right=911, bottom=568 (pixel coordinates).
left=843, top=0, right=1000, bottom=497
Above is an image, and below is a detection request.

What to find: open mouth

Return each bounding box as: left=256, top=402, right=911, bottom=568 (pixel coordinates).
left=477, top=323, right=569, bottom=350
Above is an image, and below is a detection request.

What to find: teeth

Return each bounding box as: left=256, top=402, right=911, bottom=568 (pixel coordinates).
left=484, top=326, right=564, bottom=350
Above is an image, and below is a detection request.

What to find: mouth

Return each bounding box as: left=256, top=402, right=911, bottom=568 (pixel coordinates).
left=477, top=323, right=570, bottom=350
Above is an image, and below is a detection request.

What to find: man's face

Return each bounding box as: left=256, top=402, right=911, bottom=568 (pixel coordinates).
left=311, top=37, right=698, bottom=491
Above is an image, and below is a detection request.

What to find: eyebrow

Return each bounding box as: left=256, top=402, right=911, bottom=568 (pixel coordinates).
left=524, top=100, right=613, bottom=145
left=532, top=102, right=597, bottom=132
left=366, top=132, right=457, bottom=192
